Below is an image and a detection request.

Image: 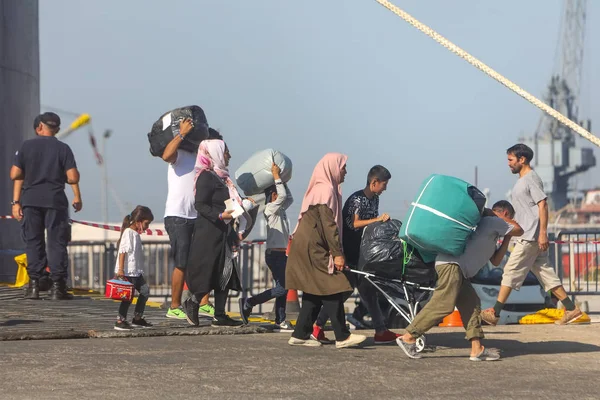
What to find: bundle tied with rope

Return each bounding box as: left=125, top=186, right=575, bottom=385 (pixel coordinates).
left=357, top=219, right=435, bottom=284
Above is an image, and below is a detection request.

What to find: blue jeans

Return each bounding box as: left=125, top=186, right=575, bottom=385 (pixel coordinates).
left=247, top=250, right=288, bottom=324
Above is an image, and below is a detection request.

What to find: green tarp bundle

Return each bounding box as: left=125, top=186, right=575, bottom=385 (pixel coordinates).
left=400, top=174, right=485, bottom=262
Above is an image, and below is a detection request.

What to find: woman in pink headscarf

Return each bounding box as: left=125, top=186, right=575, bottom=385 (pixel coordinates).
left=285, top=153, right=366, bottom=349
left=183, top=139, right=248, bottom=327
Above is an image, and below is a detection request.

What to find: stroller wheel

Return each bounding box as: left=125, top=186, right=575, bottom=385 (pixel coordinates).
left=415, top=336, right=426, bottom=353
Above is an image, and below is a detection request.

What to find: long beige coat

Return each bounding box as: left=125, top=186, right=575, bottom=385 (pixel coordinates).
left=285, top=204, right=352, bottom=296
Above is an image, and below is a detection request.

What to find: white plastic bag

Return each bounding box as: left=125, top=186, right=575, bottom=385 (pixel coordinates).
left=235, top=149, right=292, bottom=196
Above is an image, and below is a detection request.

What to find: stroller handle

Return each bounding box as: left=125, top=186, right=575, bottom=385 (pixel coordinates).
left=345, top=267, right=435, bottom=291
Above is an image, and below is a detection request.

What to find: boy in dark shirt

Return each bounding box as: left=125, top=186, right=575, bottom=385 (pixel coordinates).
left=10, top=112, right=82, bottom=300
left=312, top=166, right=398, bottom=344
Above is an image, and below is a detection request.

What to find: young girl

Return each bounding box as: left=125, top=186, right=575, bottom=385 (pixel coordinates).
left=114, top=205, right=154, bottom=331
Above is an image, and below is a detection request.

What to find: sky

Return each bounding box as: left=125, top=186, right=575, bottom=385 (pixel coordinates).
left=38, top=0, right=600, bottom=234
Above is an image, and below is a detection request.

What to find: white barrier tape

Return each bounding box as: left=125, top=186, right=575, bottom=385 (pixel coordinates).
left=0, top=215, right=166, bottom=236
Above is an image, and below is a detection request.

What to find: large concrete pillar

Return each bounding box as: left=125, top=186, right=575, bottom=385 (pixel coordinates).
left=0, top=0, right=40, bottom=281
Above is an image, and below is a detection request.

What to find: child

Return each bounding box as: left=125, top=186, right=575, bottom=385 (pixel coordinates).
left=114, top=205, right=155, bottom=331
left=313, top=165, right=395, bottom=344
left=239, top=163, right=294, bottom=331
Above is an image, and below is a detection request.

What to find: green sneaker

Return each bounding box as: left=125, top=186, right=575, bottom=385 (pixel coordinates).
left=166, top=307, right=187, bottom=320
left=199, top=302, right=215, bottom=317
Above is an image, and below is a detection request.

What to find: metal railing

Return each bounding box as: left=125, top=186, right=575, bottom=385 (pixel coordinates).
left=67, top=240, right=276, bottom=313
left=65, top=230, right=600, bottom=315
left=554, top=230, right=600, bottom=296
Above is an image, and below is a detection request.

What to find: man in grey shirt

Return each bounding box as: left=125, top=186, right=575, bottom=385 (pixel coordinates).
left=482, top=144, right=582, bottom=326
left=397, top=201, right=523, bottom=361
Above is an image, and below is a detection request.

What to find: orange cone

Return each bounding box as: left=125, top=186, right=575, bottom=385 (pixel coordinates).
left=286, top=289, right=300, bottom=314
left=439, top=307, right=463, bottom=327
left=263, top=289, right=301, bottom=321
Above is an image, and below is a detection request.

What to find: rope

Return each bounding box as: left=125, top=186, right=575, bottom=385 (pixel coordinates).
left=373, top=0, right=600, bottom=147
left=400, top=239, right=414, bottom=276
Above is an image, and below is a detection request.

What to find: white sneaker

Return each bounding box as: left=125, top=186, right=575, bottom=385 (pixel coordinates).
left=274, top=321, right=295, bottom=333
left=288, top=337, right=323, bottom=347
left=335, top=333, right=367, bottom=349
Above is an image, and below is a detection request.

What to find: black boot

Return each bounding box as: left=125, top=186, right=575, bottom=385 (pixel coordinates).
left=50, top=280, right=73, bottom=300
left=24, top=279, right=40, bottom=300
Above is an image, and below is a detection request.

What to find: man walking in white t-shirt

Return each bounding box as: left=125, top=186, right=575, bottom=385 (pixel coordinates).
left=163, top=119, right=217, bottom=319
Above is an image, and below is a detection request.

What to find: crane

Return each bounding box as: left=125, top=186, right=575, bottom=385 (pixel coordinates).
left=523, top=0, right=595, bottom=210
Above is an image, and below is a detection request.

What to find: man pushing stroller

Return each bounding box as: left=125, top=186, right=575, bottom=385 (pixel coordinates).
left=397, top=201, right=523, bottom=361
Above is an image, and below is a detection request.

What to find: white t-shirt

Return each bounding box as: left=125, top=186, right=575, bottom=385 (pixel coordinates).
left=114, top=228, right=144, bottom=277
left=164, top=149, right=198, bottom=219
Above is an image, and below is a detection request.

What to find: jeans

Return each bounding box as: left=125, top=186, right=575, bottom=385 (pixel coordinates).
left=118, top=275, right=150, bottom=320
left=292, top=292, right=351, bottom=342
left=22, top=207, right=70, bottom=282
left=164, top=216, right=195, bottom=269
left=247, top=250, right=288, bottom=324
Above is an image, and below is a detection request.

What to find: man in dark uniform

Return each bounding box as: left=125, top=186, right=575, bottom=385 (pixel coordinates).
left=10, top=112, right=83, bottom=300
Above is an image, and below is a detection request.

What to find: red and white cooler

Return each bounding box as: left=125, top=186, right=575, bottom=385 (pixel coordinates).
left=105, top=279, right=135, bottom=301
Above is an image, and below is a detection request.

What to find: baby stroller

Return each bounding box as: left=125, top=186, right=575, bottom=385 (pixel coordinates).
left=350, top=219, right=437, bottom=352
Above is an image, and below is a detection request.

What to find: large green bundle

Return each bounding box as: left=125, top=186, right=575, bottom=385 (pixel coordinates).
left=400, top=174, right=485, bottom=261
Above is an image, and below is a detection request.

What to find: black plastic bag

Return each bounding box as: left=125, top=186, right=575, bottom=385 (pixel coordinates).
left=468, top=185, right=487, bottom=214
left=358, top=219, right=435, bottom=284
left=357, top=219, right=403, bottom=269
left=148, top=105, right=209, bottom=157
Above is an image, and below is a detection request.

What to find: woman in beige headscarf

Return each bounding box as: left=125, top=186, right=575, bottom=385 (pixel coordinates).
left=286, top=153, right=366, bottom=349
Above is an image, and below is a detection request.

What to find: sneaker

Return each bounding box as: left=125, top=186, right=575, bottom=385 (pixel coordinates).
left=212, top=314, right=244, bottom=327
left=310, top=325, right=335, bottom=344
left=166, top=307, right=187, bottom=320
left=470, top=346, right=501, bottom=362
left=335, top=333, right=367, bottom=349
left=481, top=308, right=499, bottom=326
left=555, top=307, right=583, bottom=325
left=238, top=298, right=251, bottom=325
left=131, top=317, right=153, bottom=328
left=114, top=320, right=133, bottom=331
left=199, top=302, right=215, bottom=317
left=288, top=337, right=322, bottom=347
left=396, top=337, right=422, bottom=359
left=274, top=321, right=295, bottom=333
left=183, top=298, right=200, bottom=326
left=374, top=330, right=401, bottom=345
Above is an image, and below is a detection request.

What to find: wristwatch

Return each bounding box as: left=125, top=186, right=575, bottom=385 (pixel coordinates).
left=11, top=200, right=20, bottom=206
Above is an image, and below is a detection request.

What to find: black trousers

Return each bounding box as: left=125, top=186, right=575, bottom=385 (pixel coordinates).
left=22, top=207, right=70, bottom=282
left=192, top=289, right=229, bottom=317
left=292, top=292, right=351, bottom=342
left=315, top=269, right=357, bottom=327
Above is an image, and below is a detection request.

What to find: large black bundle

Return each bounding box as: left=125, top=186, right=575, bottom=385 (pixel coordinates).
left=148, top=105, right=209, bottom=157
left=358, top=219, right=403, bottom=269
left=358, top=220, right=435, bottom=284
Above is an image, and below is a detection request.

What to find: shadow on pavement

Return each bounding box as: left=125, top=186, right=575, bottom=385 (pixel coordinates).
left=0, top=319, right=43, bottom=327
left=422, top=331, right=600, bottom=358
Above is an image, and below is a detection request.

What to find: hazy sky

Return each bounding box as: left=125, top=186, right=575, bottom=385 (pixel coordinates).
left=39, top=0, right=600, bottom=232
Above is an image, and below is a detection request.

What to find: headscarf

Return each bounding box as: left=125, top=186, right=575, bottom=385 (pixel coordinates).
left=194, top=139, right=242, bottom=205
left=293, top=153, right=348, bottom=274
